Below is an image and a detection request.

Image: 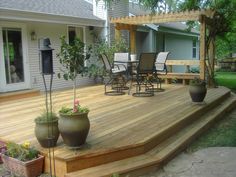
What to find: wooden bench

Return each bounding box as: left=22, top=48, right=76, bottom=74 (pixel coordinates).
left=157, top=60, right=200, bottom=85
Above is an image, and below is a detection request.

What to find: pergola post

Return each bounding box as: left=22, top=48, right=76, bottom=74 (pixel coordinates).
left=130, top=29, right=136, bottom=54
left=115, top=27, right=121, bottom=41
left=200, top=15, right=206, bottom=80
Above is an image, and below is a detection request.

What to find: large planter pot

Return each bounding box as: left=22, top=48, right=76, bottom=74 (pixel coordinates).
left=1, top=153, right=44, bottom=177
left=189, top=84, right=207, bottom=102
left=59, top=112, right=90, bottom=147
left=34, top=119, right=60, bottom=148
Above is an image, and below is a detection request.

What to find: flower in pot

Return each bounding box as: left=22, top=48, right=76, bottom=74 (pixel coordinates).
left=34, top=111, right=60, bottom=148
left=57, top=36, right=91, bottom=147
left=1, top=142, right=44, bottom=177
left=189, top=77, right=207, bottom=102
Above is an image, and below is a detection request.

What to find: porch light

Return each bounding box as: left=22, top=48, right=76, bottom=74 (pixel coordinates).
left=30, top=31, right=37, bottom=40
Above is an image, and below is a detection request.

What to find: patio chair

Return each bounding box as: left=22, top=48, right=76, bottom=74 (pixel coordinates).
left=114, top=52, right=130, bottom=90
left=100, top=54, right=127, bottom=95
left=153, top=51, right=170, bottom=91
left=132, top=53, right=156, bottom=97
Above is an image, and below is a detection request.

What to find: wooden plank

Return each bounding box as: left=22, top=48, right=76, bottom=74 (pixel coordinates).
left=0, top=89, right=40, bottom=103
left=66, top=94, right=236, bottom=177
left=165, top=60, right=199, bottom=66
left=110, top=9, right=214, bottom=25
left=0, top=85, right=232, bottom=177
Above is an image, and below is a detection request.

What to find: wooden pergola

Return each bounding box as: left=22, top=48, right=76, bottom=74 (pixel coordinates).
left=110, top=9, right=215, bottom=81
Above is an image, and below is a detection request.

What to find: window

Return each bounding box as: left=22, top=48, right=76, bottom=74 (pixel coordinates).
left=68, top=26, right=87, bottom=66
left=68, top=26, right=84, bottom=45
left=192, top=40, right=197, bottom=58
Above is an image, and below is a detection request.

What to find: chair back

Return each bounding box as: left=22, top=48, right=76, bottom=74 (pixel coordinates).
left=155, top=52, right=170, bottom=71
left=137, top=53, right=156, bottom=74
left=100, top=54, right=112, bottom=73
left=114, top=53, right=129, bottom=68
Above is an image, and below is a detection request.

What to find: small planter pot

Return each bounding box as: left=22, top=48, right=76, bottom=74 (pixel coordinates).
left=189, top=84, right=207, bottom=102
left=59, top=112, right=90, bottom=147
left=1, top=153, right=44, bottom=177
left=34, top=119, right=60, bottom=148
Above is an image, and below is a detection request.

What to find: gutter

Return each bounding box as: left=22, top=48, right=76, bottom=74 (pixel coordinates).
left=0, top=8, right=105, bottom=27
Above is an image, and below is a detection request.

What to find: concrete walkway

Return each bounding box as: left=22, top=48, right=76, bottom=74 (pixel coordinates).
left=141, top=147, right=236, bottom=177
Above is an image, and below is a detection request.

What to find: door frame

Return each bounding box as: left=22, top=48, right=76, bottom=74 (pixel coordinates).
left=0, top=22, right=31, bottom=92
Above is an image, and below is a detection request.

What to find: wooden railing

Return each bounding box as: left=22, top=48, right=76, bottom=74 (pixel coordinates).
left=158, top=60, right=200, bottom=85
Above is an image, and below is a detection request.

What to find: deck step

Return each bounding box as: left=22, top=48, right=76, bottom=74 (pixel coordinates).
left=66, top=93, right=236, bottom=177
left=0, top=89, right=40, bottom=103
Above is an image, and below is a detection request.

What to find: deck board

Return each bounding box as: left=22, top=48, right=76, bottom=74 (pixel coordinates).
left=0, top=84, right=232, bottom=176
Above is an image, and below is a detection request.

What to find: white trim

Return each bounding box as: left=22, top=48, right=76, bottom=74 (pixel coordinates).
left=0, top=21, right=31, bottom=92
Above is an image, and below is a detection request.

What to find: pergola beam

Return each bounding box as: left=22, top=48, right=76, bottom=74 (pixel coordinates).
left=110, top=9, right=214, bottom=25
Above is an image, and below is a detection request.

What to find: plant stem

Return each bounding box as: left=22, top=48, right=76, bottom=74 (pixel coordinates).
left=73, top=72, right=77, bottom=107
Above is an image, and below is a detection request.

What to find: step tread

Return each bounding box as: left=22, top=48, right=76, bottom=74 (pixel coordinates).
left=66, top=94, right=236, bottom=177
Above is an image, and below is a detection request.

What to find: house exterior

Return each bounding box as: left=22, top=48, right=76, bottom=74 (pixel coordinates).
left=0, top=0, right=199, bottom=93
left=0, top=0, right=105, bottom=93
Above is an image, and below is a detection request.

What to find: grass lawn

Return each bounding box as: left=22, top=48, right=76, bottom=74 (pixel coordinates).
left=215, top=72, right=236, bottom=91
left=187, top=109, right=236, bottom=152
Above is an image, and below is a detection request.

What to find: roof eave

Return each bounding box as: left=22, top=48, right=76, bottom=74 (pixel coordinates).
left=0, top=8, right=105, bottom=27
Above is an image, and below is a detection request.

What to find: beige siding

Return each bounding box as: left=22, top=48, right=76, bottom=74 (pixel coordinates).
left=26, top=22, right=95, bottom=91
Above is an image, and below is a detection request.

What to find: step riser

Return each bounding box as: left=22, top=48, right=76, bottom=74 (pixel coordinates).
left=144, top=91, right=231, bottom=152
left=63, top=89, right=231, bottom=175
left=121, top=98, right=236, bottom=177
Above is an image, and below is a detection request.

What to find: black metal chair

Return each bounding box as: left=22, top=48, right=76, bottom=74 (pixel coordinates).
left=100, top=54, right=127, bottom=95
left=153, top=51, right=170, bottom=91
left=132, top=53, right=156, bottom=97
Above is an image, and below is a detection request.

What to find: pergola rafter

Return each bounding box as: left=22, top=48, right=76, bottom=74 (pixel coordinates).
left=110, top=9, right=216, bottom=82
left=110, top=9, right=214, bottom=25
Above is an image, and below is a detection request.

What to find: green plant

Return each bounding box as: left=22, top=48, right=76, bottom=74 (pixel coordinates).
left=93, top=37, right=129, bottom=62
left=57, top=36, right=91, bottom=114
left=34, top=111, right=58, bottom=123
left=59, top=99, right=89, bottom=115
left=189, top=77, right=206, bottom=86
left=85, top=63, right=106, bottom=83
left=5, top=142, right=39, bottom=162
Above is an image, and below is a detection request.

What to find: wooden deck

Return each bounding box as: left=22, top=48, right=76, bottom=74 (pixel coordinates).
left=0, top=84, right=235, bottom=177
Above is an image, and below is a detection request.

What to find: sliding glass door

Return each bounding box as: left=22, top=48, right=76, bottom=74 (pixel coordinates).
left=0, top=23, right=30, bottom=92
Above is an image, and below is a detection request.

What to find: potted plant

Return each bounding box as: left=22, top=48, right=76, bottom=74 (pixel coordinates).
left=57, top=36, right=91, bottom=147
left=1, top=142, right=44, bottom=177
left=189, top=77, right=207, bottom=102
left=34, top=111, right=60, bottom=148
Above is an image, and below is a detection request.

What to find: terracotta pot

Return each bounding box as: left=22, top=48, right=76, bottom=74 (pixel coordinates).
left=1, top=153, right=44, bottom=177
left=59, top=112, right=90, bottom=147
left=189, top=84, right=207, bottom=102
left=34, top=119, right=60, bottom=148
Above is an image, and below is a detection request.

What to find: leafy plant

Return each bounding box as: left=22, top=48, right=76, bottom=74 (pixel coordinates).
left=57, top=36, right=91, bottom=114
left=93, top=37, right=129, bottom=63
left=5, top=142, right=39, bottom=162
left=59, top=99, right=89, bottom=115
left=189, top=77, right=206, bottom=86
left=34, top=111, right=58, bottom=123
left=85, top=64, right=106, bottom=83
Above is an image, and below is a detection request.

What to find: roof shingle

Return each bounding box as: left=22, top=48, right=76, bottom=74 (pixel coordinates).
left=0, top=0, right=101, bottom=20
